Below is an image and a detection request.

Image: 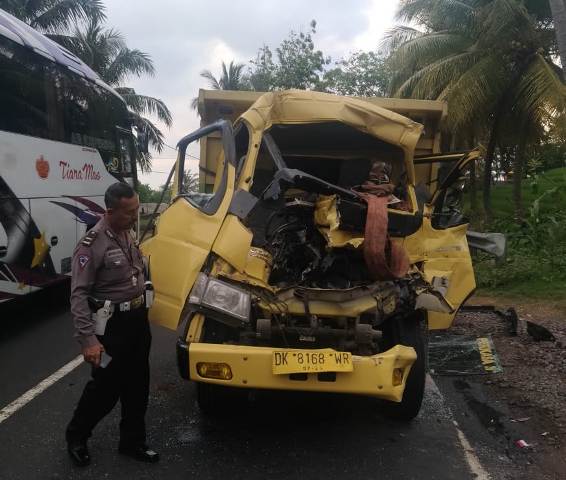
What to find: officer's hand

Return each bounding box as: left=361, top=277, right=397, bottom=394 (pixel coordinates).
left=83, top=344, right=104, bottom=367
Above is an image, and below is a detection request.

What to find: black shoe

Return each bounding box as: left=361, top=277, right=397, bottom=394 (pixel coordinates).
left=119, top=444, right=160, bottom=463
left=67, top=442, right=91, bottom=467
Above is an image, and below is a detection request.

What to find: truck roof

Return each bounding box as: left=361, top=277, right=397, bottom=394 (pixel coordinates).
left=195, top=89, right=447, bottom=190
left=196, top=89, right=447, bottom=127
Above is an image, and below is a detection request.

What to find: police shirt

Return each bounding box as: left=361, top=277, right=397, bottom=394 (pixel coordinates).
left=70, top=215, right=145, bottom=348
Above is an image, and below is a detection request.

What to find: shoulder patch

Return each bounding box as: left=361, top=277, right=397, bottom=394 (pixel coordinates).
left=78, top=254, right=90, bottom=269
left=81, top=229, right=98, bottom=247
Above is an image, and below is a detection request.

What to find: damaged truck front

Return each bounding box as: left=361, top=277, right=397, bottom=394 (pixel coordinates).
left=142, top=90, right=478, bottom=420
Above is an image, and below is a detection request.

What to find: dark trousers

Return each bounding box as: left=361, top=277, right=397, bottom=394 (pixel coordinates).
left=66, top=307, right=151, bottom=447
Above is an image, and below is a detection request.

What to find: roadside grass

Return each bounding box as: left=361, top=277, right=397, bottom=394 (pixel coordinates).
left=472, top=167, right=566, bottom=301
left=489, top=167, right=566, bottom=216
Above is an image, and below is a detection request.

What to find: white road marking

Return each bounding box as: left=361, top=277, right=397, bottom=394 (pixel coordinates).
left=0, top=355, right=84, bottom=425
left=426, top=375, right=491, bottom=480
left=453, top=420, right=491, bottom=480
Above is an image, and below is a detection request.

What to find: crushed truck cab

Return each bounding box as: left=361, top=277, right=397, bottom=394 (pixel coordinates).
left=142, top=90, right=478, bottom=420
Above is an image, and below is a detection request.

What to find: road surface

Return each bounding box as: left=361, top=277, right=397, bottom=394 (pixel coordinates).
left=0, top=288, right=519, bottom=479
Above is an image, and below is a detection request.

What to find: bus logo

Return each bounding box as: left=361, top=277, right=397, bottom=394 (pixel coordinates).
left=59, top=161, right=101, bottom=181
left=36, top=155, right=50, bottom=179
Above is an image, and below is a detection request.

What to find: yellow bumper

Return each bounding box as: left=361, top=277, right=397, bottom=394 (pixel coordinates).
left=188, top=343, right=417, bottom=402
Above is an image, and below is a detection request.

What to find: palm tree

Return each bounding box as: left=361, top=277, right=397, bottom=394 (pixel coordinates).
left=0, top=0, right=104, bottom=32
left=549, top=0, right=566, bottom=79
left=52, top=21, right=172, bottom=172
left=191, top=60, right=247, bottom=110
left=384, top=0, right=566, bottom=220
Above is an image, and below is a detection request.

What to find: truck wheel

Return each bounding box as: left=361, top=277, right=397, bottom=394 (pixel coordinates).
left=381, top=313, right=427, bottom=421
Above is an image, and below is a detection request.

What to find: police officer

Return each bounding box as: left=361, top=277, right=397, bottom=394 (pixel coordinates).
left=66, top=182, right=158, bottom=466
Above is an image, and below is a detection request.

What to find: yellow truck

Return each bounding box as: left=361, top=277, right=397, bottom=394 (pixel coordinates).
left=142, top=89, right=480, bottom=420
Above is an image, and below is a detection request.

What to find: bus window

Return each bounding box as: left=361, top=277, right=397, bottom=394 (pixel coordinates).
left=0, top=36, right=135, bottom=180
left=0, top=37, right=53, bottom=140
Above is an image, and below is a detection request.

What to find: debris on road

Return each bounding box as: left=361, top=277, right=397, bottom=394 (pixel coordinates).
left=515, top=439, right=531, bottom=449
left=510, top=417, right=531, bottom=423
left=447, top=299, right=566, bottom=479
left=429, top=334, right=503, bottom=375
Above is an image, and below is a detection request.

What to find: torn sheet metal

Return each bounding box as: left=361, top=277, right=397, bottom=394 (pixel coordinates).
left=314, top=195, right=364, bottom=248
left=466, top=231, right=506, bottom=259
left=428, top=334, right=503, bottom=375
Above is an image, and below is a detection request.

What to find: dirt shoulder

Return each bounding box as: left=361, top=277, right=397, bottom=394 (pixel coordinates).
left=450, top=296, right=566, bottom=479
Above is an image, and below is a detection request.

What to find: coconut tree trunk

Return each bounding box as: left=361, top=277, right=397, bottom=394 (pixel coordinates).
left=513, top=133, right=528, bottom=222
left=482, top=116, right=501, bottom=221
left=469, top=160, right=478, bottom=213
left=550, top=0, right=566, bottom=79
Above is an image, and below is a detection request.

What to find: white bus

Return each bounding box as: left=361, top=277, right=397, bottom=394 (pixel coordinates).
left=0, top=10, right=139, bottom=301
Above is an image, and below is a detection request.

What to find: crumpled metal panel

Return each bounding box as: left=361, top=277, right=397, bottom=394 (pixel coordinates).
left=239, top=90, right=424, bottom=185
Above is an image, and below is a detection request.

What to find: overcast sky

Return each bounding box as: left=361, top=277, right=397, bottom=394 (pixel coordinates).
left=104, top=0, right=400, bottom=188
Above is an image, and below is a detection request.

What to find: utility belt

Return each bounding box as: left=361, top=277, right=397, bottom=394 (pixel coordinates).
left=89, top=282, right=154, bottom=335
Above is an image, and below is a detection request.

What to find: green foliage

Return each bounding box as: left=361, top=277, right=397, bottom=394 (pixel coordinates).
left=474, top=168, right=566, bottom=298
left=0, top=0, right=105, bottom=33
left=51, top=20, right=172, bottom=172
left=247, top=20, right=330, bottom=91
left=183, top=171, right=199, bottom=193
left=386, top=0, right=565, bottom=133
left=197, top=20, right=390, bottom=99
left=386, top=0, right=566, bottom=220
left=191, top=61, right=249, bottom=110
left=247, top=45, right=276, bottom=91
left=137, top=183, right=158, bottom=203
left=323, top=51, right=390, bottom=97
left=200, top=61, right=248, bottom=91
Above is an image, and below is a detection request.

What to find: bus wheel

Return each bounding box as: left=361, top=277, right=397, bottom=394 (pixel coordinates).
left=381, top=313, right=427, bottom=421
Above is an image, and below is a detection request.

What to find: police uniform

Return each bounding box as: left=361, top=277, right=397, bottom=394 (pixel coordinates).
left=66, top=215, right=151, bottom=452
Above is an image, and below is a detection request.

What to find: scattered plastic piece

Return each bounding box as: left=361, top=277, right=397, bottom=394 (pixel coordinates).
left=515, top=439, right=530, bottom=448
left=510, top=417, right=531, bottom=423
left=541, top=432, right=549, bottom=436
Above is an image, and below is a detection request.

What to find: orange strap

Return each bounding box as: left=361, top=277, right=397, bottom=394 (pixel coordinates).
left=361, top=194, right=410, bottom=280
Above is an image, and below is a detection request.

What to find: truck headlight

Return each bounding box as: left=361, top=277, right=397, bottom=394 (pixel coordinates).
left=189, top=273, right=251, bottom=322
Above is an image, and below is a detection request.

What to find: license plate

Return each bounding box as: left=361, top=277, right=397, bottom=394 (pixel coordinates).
left=272, top=349, right=353, bottom=375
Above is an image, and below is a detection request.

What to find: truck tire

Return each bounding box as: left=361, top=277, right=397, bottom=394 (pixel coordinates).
left=381, top=313, right=427, bottom=421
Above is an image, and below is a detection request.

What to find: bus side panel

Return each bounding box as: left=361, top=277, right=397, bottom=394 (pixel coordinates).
left=0, top=196, right=33, bottom=300
left=0, top=131, right=115, bottom=296
left=29, top=198, right=78, bottom=277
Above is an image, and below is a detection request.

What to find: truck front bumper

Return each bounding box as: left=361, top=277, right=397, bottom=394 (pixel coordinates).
left=182, top=342, right=417, bottom=402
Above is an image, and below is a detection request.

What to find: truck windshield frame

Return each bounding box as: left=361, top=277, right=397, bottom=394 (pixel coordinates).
left=176, top=119, right=235, bottom=215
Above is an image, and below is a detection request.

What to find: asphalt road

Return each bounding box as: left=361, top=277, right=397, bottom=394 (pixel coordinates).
left=0, top=287, right=513, bottom=480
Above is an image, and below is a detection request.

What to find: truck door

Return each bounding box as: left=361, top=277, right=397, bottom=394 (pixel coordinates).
left=142, top=120, right=236, bottom=330
left=413, top=150, right=479, bottom=330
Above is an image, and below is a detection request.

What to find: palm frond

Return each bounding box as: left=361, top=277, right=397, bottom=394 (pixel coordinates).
left=476, top=0, right=534, bottom=50
left=388, top=31, right=472, bottom=94
left=200, top=70, right=222, bottom=90
left=118, top=90, right=172, bottom=127
left=128, top=114, right=167, bottom=171
left=446, top=53, right=512, bottom=129
left=105, top=48, right=155, bottom=85
left=45, top=33, right=80, bottom=52
left=395, top=50, right=478, bottom=99
left=512, top=54, right=566, bottom=125
left=380, top=25, right=423, bottom=55
left=30, top=0, right=106, bottom=32
left=396, top=0, right=476, bottom=30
